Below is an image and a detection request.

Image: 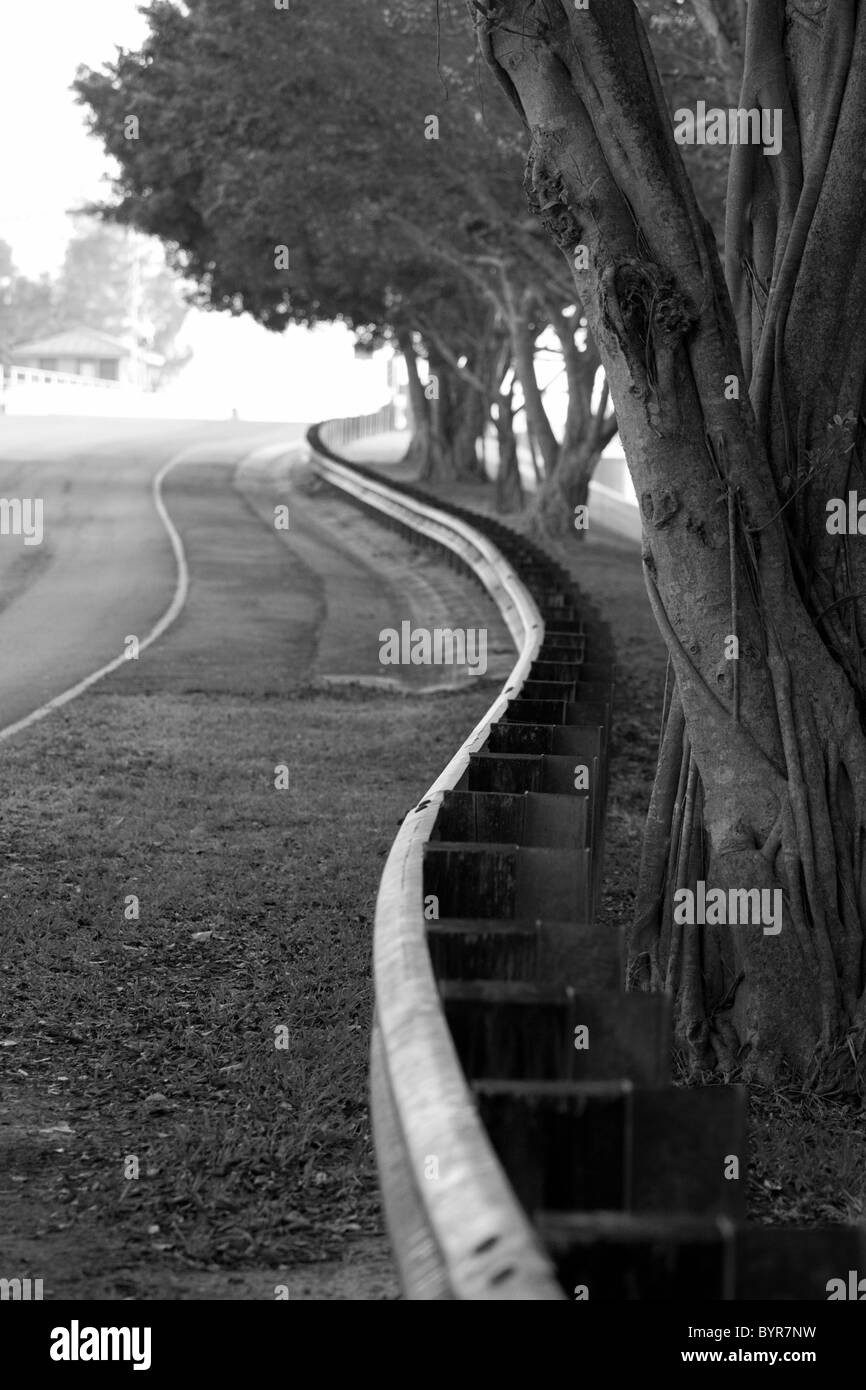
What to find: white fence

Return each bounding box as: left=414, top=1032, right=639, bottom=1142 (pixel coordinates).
left=1, top=364, right=157, bottom=418
left=319, top=400, right=401, bottom=452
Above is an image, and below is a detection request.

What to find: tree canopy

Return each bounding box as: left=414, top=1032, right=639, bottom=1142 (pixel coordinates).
left=74, top=1, right=734, bottom=505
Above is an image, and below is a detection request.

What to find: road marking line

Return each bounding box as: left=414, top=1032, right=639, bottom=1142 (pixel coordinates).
left=0, top=440, right=292, bottom=745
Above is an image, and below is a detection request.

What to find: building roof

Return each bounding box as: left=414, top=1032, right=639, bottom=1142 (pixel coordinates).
left=11, top=327, right=161, bottom=362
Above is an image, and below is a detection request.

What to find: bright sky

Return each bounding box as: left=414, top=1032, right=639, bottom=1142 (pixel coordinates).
left=0, top=1, right=375, bottom=420
left=0, top=0, right=150, bottom=275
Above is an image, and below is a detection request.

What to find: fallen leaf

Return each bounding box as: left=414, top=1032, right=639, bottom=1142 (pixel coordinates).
left=144, top=1093, right=172, bottom=1113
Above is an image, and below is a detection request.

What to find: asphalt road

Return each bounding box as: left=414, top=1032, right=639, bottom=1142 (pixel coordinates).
left=0, top=414, right=513, bottom=733
left=0, top=416, right=307, bottom=731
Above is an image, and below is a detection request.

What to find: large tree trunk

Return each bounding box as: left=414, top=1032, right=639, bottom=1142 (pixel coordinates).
left=532, top=429, right=598, bottom=540
left=524, top=423, right=544, bottom=486
left=420, top=349, right=489, bottom=483
left=398, top=331, right=473, bottom=483
left=532, top=303, right=613, bottom=540
left=398, top=328, right=436, bottom=474
left=504, top=285, right=560, bottom=475
left=494, top=391, right=524, bottom=513
left=419, top=345, right=459, bottom=483
left=481, top=0, right=866, bottom=1088
left=451, top=374, right=487, bottom=479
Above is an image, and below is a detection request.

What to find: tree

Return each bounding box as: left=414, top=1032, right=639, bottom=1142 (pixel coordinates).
left=74, top=0, right=609, bottom=497
left=638, top=0, right=741, bottom=242
left=476, top=0, right=866, bottom=1089
left=401, top=194, right=618, bottom=530
left=685, top=0, right=746, bottom=104
left=91, top=0, right=559, bottom=481
left=0, top=243, right=55, bottom=361
left=0, top=223, right=188, bottom=374
left=74, top=0, right=502, bottom=476
left=56, top=219, right=188, bottom=362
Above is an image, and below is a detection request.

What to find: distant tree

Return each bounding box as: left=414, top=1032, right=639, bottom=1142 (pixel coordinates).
left=55, top=219, right=188, bottom=362
left=0, top=223, right=188, bottom=379
left=0, top=240, right=56, bottom=361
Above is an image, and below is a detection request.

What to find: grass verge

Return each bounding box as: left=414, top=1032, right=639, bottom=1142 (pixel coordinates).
left=0, top=671, right=502, bottom=1295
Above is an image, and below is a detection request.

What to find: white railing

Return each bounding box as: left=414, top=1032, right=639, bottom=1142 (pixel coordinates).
left=0, top=363, right=158, bottom=418
left=319, top=401, right=398, bottom=452
left=5, top=365, right=123, bottom=391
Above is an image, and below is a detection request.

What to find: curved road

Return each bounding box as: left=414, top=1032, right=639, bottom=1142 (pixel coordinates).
left=0, top=415, right=515, bottom=733
left=0, top=417, right=307, bottom=731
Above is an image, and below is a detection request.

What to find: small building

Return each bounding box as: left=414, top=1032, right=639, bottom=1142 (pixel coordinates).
left=9, top=327, right=164, bottom=390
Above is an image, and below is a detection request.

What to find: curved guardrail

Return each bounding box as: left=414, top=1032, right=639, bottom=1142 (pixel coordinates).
left=307, top=412, right=866, bottom=1303
left=308, top=421, right=564, bottom=1298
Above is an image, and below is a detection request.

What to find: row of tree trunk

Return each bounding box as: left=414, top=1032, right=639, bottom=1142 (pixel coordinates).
left=396, top=296, right=616, bottom=537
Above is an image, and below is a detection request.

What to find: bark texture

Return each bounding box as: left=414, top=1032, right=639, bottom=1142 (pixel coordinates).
left=478, top=0, right=866, bottom=1088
